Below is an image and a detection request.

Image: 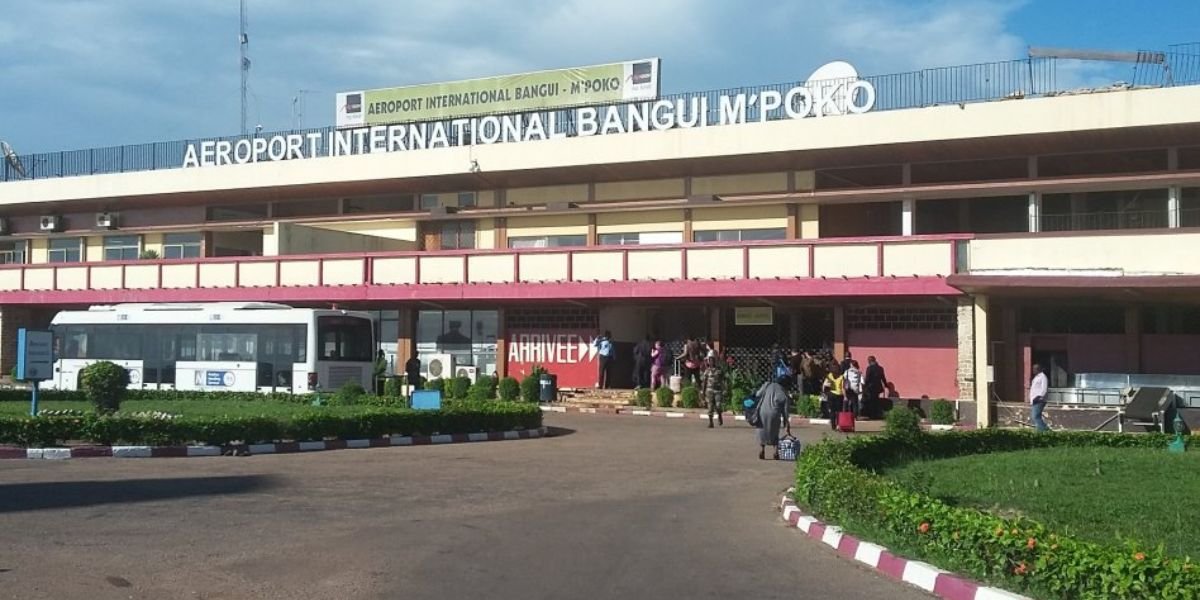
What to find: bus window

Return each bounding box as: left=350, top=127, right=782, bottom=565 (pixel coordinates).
left=197, top=331, right=257, bottom=362
left=317, top=316, right=373, bottom=362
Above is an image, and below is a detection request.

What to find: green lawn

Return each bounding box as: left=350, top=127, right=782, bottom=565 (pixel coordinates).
left=0, top=400, right=380, bottom=418
left=885, top=446, right=1200, bottom=558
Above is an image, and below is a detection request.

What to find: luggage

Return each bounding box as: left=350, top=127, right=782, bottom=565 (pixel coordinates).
left=778, top=436, right=800, bottom=461
left=837, top=410, right=856, bottom=433
left=743, top=396, right=761, bottom=427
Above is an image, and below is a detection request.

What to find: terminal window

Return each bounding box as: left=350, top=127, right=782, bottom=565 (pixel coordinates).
left=0, top=240, right=27, bottom=264
left=693, top=228, right=785, bottom=243
left=103, top=235, right=141, bottom=261
left=163, top=233, right=202, bottom=259
left=48, top=237, right=83, bottom=263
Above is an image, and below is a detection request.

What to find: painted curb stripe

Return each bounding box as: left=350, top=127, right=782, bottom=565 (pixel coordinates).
left=111, top=446, right=152, bottom=458
left=779, top=494, right=1033, bottom=600
left=186, top=446, right=221, bottom=457
left=345, top=439, right=371, bottom=449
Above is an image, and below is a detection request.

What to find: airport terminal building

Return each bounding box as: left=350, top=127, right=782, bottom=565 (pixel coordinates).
left=2, top=46, right=1199, bottom=426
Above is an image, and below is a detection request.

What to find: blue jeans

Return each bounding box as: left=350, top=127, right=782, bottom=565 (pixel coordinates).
left=1031, top=401, right=1049, bottom=431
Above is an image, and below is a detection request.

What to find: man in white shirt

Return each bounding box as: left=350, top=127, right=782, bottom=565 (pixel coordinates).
left=1029, top=363, right=1049, bottom=432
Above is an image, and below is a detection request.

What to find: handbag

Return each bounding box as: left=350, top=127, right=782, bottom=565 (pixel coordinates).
left=778, top=435, right=801, bottom=461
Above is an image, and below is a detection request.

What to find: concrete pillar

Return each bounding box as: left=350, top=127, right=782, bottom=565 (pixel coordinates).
left=901, top=199, right=915, bottom=236
left=833, top=305, right=846, bottom=361
left=1124, top=306, right=1141, bottom=374
left=708, top=308, right=723, bottom=354
left=972, top=296, right=992, bottom=428
left=1169, top=186, right=1181, bottom=228
left=1027, top=192, right=1041, bottom=233
left=586, top=214, right=597, bottom=246
left=396, top=308, right=415, bottom=381
left=955, top=297, right=976, bottom=402
left=495, top=308, right=508, bottom=378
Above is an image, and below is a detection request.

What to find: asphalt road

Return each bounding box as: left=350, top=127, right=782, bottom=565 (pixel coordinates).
left=0, top=413, right=931, bottom=600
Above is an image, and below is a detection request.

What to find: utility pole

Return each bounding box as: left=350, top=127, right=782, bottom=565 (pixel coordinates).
left=240, top=0, right=250, bottom=135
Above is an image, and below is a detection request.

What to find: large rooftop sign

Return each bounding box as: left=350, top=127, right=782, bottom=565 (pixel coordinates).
left=336, top=59, right=662, bottom=127
left=181, top=62, right=875, bottom=169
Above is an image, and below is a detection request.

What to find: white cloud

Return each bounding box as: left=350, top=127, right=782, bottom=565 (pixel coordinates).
left=0, top=0, right=1062, bottom=153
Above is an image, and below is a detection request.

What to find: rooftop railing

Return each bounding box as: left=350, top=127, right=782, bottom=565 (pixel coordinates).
left=3, top=45, right=1199, bottom=183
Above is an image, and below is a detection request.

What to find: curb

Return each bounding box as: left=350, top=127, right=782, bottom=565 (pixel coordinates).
left=540, top=405, right=976, bottom=430
left=0, top=427, right=548, bottom=460
left=779, top=492, right=1029, bottom=600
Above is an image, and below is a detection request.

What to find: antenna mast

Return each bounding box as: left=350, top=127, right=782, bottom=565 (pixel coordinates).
left=239, top=0, right=250, bottom=135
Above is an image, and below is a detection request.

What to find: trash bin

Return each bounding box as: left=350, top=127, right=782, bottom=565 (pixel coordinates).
left=538, top=373, right=558, bottom=403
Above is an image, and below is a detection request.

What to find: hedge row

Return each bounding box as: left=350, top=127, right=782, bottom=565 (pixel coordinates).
left=0, top=401, right=542, bottom=447
left=0, top=388, right=310, bottom=404
left=795, top=430, right=1199, bottom=600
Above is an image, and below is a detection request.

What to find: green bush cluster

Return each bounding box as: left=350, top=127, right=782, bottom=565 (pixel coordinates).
left=0, top=389, right=322, bottom=405
left=930, top=399, right=956, bottom=425
left=884, top=406, right=923, bottom=439
left=796, top=394, right=822, bottom=418
left=79, top=361, right=130, bottom=415
left=655, top=386, right=674, bottom=408
left=680, top=385, right=700, bottom=409
left=382, top=377, right=403, bottom=400
left=0, top=401, right=543, bottom=447
left=498, top=377, right=520, bottom=402
left=449, top=376, right=472, bottom=400
left=466, top=376, right=497, bottom=402
left=520, top=374, right=541, bottom=403
left=330, top=381, right=368, bottom=406
left=794, top=430, right=1198, bottom=599
left=635, top=388, right=652, bottom=408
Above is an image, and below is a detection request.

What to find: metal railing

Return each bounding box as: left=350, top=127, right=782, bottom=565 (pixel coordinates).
left=1040, top=209, right=1169, bottom=232
left=4, top=45, right=1199, bottom=183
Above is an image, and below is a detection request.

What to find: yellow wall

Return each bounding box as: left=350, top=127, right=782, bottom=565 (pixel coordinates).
left=799, top=204, right=820, bottom=239
left=794, top=171, right=815, bottom=192
left=691, top=173, right=788, bottom=196
left=691, top=205, right=788, bottom=231
left=85, top=236, right=104, bottom=262
left=968, top=232, right=1200, bottom=275
left=506, top=184, right=589, bottom=206
left=476, top=218, right=496, bottom=249
left=142, top=232, right=164, bottom=257
left=595, top=210, right=684, bottom=234
left=594, top=178, right=685, bottom=202
left=506, top=214, right=589, bottom=238
left=30, top=238, right=48, bottom=263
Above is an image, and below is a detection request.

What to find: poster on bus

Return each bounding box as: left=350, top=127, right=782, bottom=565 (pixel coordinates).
left=506, top=329, right=599, bottom=388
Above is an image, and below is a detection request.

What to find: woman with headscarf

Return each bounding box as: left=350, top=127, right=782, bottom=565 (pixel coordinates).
left=754, top=375, right=791, bottom=460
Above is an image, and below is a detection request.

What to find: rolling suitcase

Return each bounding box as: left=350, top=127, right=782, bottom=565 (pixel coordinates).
left=837, top=410, right=856, bottom=433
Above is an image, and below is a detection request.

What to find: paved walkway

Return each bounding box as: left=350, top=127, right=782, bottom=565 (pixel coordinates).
left=0, top=413, right=931, bottom=599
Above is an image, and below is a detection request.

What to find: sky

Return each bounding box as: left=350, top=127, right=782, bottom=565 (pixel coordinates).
left=1, top=0, right=1198, bottom=154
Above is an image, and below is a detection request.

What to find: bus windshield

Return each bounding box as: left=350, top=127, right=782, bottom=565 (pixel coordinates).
left=317, top=316, right=373, bottom=362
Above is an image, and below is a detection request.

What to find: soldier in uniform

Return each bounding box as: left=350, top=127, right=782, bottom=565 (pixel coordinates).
left=701, top=356, right=728, bottom=428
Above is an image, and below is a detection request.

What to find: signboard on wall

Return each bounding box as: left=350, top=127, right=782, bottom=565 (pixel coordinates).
left=506, top=330, right=600, bottom=388
left=336, top=58, right=661, bottom=128
left=735, top=307, right=774, bottom=326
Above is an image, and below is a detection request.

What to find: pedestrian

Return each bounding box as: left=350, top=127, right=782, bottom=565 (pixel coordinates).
left=594, top=330, right=614, bottom=389
left=650, top=340, right=667, bottom=390
left=845, top=360, right=863, bottom=418
left=404, top=355, right=422, bottom=392
left=701, top=356, right=728, bottom=428
left=1029, top=363, right=1049, bottom=432
left=839, top=350, right=853, bottom=375
left=822, top=362, right=844, bottom=431
left=632, top=335, right=651, bottom=388
left=799, top=351, right=817, bottom=395
left=862, top=356, right=887, bottom=420
left=679, top=337, right=703, bottom=387
left=755, top=375, right=792, bottom=460
left=373, top=349, right=388, bottom=395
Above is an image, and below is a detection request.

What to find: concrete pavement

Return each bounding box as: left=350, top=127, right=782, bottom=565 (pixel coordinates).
left=0, top=413, right=931, bottom=599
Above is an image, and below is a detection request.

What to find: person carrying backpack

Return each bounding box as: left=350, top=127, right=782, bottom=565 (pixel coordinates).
left=755, top=374, right=792, bottom=460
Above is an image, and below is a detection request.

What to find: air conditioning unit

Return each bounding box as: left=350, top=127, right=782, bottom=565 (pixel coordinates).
left=38, top=216, right=61, bottom=232
left=95, top=212, right=118, bottom=229
left=421, top=353, right=454, bottom=380
left=454, top=365, right=478, bottom=383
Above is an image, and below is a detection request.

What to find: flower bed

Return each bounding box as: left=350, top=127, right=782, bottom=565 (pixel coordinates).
left=794, top=430, right=1199, bottom=599
left=0, top=401, right=542, bottom=448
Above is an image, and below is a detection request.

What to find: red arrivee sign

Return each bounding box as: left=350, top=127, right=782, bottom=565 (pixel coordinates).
left=506, top=329, right=599, bottom=387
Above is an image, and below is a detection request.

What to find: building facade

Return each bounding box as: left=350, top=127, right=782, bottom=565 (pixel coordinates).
left=2, top=48, right=1200, bottom=426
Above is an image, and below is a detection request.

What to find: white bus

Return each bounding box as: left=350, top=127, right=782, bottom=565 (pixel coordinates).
left=47, top=303, right=375, bottom=394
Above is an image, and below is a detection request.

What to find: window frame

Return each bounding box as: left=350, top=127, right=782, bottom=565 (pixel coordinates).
left=162, top=233, right=203, bottom=259
left=48, top=237, right=84, bottom=263
left=103, top=234, right=141, bottom=261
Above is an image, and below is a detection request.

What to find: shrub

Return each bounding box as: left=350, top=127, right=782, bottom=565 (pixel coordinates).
left=794, top=430, right=1199, bottom=600
left=467, top=376, right=497, bottom=402
left=731, top=387, right=749, bottom=408
left=450, top=376, right=472, bottom=400
left=139, top=249, right=160, bottom=259
left=498, top=377, right=520, bottom=402
left=635, top=388, right=652, bottom=408
left=797, top=394, right=822, bottom=418
left=520, top=374, right=541, bottom=403
left=0, top=402, right=544, bottom=447
left=332, top=381, right=367, bottom=406
left=425, top=378, right=444, bottom=394
left=884, top=406, right=922, bottom=439
left=383, top=377, right=402, bottom=399
left=930, top=399, right=956, bottom=425
left=79, top=361, right=130, bottom=415
left=680, top=385, right=700, bottom=409
left=655, top=386, right=674, bottom=408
